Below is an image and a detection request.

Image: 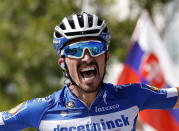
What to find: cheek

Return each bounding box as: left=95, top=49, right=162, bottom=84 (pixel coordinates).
left=97, top=56, right=106, bottom=74
left=99, top=62, right=105, bottom=74
left=66, top=59, right=78, bottom=75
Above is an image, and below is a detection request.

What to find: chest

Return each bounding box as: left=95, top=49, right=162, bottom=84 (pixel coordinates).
left=38, top=103, right=139, bottom=131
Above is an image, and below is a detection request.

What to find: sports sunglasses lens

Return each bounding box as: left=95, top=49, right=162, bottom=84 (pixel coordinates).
left=89, top=45, right=104, bottom=56
left=64, top=47, right=83, bottom=58
left=63, top=41, right=106, bottom=58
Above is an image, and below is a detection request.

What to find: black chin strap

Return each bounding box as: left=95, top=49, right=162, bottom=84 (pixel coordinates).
left=63, top=59, right=81, bottom=88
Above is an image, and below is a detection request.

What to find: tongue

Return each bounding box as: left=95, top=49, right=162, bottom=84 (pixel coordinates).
left=82, top=71, right=95, bottom=78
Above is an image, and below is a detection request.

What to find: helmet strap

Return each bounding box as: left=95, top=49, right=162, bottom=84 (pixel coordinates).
left=63, top=59, right=81, bottom=88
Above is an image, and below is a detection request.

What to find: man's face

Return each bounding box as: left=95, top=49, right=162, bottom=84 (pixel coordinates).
left=62, top=41, right=109, bottom=93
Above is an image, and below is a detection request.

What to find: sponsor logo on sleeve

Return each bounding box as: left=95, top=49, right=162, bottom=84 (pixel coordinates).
left=8, top=102, right=24, bottom=115
left=37, top=96, right=52, bottom=103
left=146, top=84, right=159, bottom=91
left=3, top=102, right=27, bottom=120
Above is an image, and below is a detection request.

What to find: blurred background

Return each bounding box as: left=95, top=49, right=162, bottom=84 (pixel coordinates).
left=1, top=0, right=179, bottom=130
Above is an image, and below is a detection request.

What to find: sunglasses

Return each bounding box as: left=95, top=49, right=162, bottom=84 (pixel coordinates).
left=60, top=41, right=107, bottom=59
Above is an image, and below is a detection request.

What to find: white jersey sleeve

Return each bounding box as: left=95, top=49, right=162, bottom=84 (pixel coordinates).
left=0, top=112, right=4, bottom=125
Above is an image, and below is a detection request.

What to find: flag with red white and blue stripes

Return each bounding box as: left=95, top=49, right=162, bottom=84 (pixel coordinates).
left=117, top=11, right=179, bottom=131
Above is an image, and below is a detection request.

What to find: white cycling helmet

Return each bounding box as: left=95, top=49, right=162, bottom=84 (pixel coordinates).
left=53, top=12, right=110, bottom=56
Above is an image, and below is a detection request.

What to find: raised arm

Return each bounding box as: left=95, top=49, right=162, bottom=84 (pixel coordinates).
left=0, top=97, right=53, bottom=130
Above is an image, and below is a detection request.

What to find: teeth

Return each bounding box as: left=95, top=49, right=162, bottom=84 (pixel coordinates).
left=81, top=67, right=95, bottom=72
left=84, top=76, right=95, bottom=81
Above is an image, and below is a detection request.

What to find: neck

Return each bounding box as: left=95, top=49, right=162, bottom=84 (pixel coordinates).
left=69, top=84, right=99, bottom=107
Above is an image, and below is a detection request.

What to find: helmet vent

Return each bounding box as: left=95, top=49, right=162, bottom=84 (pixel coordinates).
left=55, top=32, right=62, bottom=38
left=65, top=29, right=100, bottom=36
left=69, top=20, right=75, bottom=29
left=97, top=19, right=103, bottom=26
left=88, top=15, right=93, bottom=27
left=77, top=14, right=84, bottom=27
left=59, top=23, right=66, bottom=30
left=102, top=27, right=108, bottom=33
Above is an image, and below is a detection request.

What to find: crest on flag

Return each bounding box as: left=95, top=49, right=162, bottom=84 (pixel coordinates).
left=140, top=52, right=165, bottom=88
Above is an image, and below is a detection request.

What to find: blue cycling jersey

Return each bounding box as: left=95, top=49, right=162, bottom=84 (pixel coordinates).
left=0, top=83, right=178, bottom=131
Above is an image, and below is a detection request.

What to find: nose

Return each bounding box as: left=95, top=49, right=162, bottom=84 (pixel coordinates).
left=81, top=48, right=94, bottom=63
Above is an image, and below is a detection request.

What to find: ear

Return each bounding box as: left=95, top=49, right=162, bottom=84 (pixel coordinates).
left=58, top=58, right=65, bottom=70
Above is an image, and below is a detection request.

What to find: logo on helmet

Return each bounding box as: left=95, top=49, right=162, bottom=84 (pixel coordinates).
left=53, top=39, right=61, bottom=44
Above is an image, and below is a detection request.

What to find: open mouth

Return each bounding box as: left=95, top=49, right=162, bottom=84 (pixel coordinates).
left=80, top=67, right=97, bottom=81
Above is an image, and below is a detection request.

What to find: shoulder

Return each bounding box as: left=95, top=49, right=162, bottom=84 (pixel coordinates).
left=2, top=95, right=54, bottom=128
left=1, top=86, right=69, bottom=129
left=103, top=83, right=157, bottom=99
left=1, top=87, right=68, bottom=128
left=103, top=82, right=144, bottom=93
left=49, top=85, right=69, bottom=105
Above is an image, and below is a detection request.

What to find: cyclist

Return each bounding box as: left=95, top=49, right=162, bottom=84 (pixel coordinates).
left=0, top=12, right=179, bottom=131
